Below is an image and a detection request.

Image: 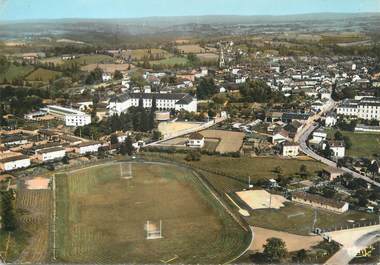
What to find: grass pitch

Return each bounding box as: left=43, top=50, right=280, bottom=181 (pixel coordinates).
left=55, top=162, right=249, bottom=264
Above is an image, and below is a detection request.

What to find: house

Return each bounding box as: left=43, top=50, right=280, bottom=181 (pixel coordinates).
left=325, top=112, right=337, bottom=127
left=36, top=147, right=66, bottom=162
left=0, top=155, right=31, bottom=172
left=292, top=191, right=349, bottom=213
left=322, top=167, right=344, bottom=181
left=75, top=141, right=102, bottom=155
left=187, top=132, right=205, bottom=148
left=311, top=128, right=327, bottom=144
left=282, top=112, right=310, bottom=124
left=337, top=97, right=380, bottom=121
left=272, top=129, right=289, bottom=144
left=323, top=140, right=346, bottom=158
left=44, top=105, right=91, bottom=127
left=281, top=142, right=299, bottom=157
left=102, top=73, right=112, bottom=82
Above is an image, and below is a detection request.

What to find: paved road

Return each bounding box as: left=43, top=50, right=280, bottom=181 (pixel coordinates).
left=296, top=100, right=380, bottom=188
left=325, top=226, right=380, bottom=265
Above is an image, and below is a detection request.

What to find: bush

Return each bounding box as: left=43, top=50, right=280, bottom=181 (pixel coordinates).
left=185, top=150, right=201, bottom=161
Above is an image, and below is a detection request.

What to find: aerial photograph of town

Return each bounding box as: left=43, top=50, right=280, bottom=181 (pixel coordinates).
left=0, top=0, right=380, bottom=264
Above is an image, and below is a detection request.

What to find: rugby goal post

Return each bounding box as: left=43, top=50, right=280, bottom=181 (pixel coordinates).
left=145, top=220, right=163, bottom=240
left=120, top=163, right=133, bottom=179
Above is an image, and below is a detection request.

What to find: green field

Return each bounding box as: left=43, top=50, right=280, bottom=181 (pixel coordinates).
left=327, top=129, right=380, bottom=158
left=25, top=68, right=62, bottom=82
left=129, top=48, right=171, bottom=60
left=150, top=56, right=189, bottom=66
left=55, top=162, right=249, bottom=264
left=0, top=64, right=34, bottom=82
left=246, top=202, right=376, bottom=236
left=150, top=154, right=326, bottom=183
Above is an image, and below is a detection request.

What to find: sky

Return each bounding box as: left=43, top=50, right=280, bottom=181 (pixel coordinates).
left=0, top=0, right=379, bottom=21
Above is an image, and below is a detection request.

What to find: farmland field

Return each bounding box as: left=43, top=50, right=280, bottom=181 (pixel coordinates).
left=150, top=56, right=189, bottom=66
left=25, top=68, right=62, bottom=82
left=127, top=49, right=171, bottom=60
left=0, top=64, right=34, bottom=82
left=41, top=54, right=115, bottom=66
left=176, top=44, right=206, bottom=54
left=55, top=162, right=250, bottom=264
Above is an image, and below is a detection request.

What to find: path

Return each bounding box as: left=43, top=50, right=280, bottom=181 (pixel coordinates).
left=324, top=225, right=380, bottom=265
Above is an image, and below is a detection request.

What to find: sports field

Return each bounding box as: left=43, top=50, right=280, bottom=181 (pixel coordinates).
left=55, top=162, right=249, bottom=264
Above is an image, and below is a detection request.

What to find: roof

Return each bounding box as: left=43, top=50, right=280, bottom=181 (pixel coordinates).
left=189, top=132, right=204, bottom=140
left=36, top=147, right=65, bottom=154
left=110, top=92, right=193, bottom=104
left=283, top=141, right=299, bottom=147
left=282, top=112, right=310, bottom=121
left=0, top=155, right=30, bottom=163
left=293, top=191, right=347, bottom=209
left=76, top=141, right=101, bottom=148
left=328, top=140, right=345, bottom=148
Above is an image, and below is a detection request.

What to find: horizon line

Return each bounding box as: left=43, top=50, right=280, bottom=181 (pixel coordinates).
left=2, top=11, right=380, bottom=23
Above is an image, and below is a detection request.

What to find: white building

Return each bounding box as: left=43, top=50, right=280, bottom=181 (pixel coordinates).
left=108, top=93, right=197, bottom=116
left=311, top=129, right=327, bottom=144
left=337, top=97, right=380, bottom=121
left=187, top=132, right=205, bottom=148
left=0, top=155, right=31, bottom=172
left=45, top=105, right=91, bottom=127
left=102, top=73, right=112, bottom=82
left=75, top=141, right=102, bottom=155
left=36, top=147, right=66, bottom=162
left=325, top=112, right=337, bottom=127
left=323, top=140, right=346, bottom=158
left=282, top=142, right=299, bottom=157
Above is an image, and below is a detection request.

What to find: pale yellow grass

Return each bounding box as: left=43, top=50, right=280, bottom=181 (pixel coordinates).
left=158, top=122, right=201, bottom=137
left=201, top=130, right=244, bottom=153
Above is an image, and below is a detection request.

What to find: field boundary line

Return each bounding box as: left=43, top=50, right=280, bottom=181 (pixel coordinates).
left=52, top=174, right=56, bottom=261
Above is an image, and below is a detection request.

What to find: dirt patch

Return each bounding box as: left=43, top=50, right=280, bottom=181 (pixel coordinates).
left=25, top=177, right=50, bottom=190
left=201, top=130, right=244, bottom=153
left=236, top=190, right=287, bottom=210
left=251, top=227, right=322, bottom=252
left=158, top=121, right=202, bottom=137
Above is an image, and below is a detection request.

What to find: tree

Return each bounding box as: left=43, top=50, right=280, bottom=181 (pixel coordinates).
left=121, top=136, right=134, bottom=156
left=299, top=164, right=309, bottom=178
left=334, top=131, right=344, bottom=141
left=273, top=166, right=283, bottom=176
left=368, top=161, right=379, bottom=177
left=152, top=130, right=162, bottom=141
left=263, top=237, right=288, bottom=263
left=62, top=155, right=70, bottom=165
left=196, top=77, right=217, bottom=100
left=185, top=150, right=201, bottom=161
left=293, top=249, right=307, bottom=263
left=343, top=135, right=352, bottom=150
left=110, top=134, right=119, bottom=145
left=114, top=70, right=123, bottom=80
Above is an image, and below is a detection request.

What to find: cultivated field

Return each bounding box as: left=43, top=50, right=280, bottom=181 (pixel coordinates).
left=15, top=189, right=52, bottom=263
left=196, top=53, right=219, bottom=62
left=201, top=130, right=245, bottom=153
left=0, top=64, right=34, bottom=82
left=176, top=44, right=206, bottom=54
left=127, top=49, right=171, bottom=60
left=41, top=54, right=115, bottom=66
left=54, top=162, right=249, bottom=264
left=25, top=68, right=62, bottom=82
left=150, top=56, right=189, bottom=66
left=81, top=63, right=134, bottom=72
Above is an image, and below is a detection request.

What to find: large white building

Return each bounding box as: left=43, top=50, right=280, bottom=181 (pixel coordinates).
left=36, top=147, right=66, bottom=162
left=45, top=105, right=91, bottom=127
left=108, top=92, right=197, bottom=116
left=0, top=155, right=31, bottom=172
left=337, top=97, right=380, bottom=121
left=75, top=141, right=102, bottom=155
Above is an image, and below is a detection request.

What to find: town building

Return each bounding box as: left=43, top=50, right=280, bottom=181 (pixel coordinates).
left=0, top=155, right=31, bottom=172
left=108, top=92, right=197, bottom=116
left=74, top=141, right=102, bottom=155
left=292, top=191, right=349, bottom=213
left=337, top=97, right=380, bottom=121
left=187, top=132, right=205, bottom=148
left=45, top=105, right=91, bottom=127
left=325, top=112, right=337, bottom=127
left=281, top=142, right=299, bottom=157
left=311, top=128, right=327, bottom=144
left=323, top=140, right=346, bottom=158
left=36, top=147, right=66, bottom=162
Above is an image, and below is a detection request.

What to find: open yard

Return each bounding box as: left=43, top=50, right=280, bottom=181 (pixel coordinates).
left=201, top=130, right=245, bottom=153
left=55, top=162, right=249, bottom=264
left=245, top=202, right=377, bottom=236
left=25, top=68, right=62, bottom=82
left=128, top=49, right=171, bottom=60
left=158, top=121, right=203, bottom=138
left=176, top=44, right=206, bottom=54
left=327, top=129, right=380, bottom=158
